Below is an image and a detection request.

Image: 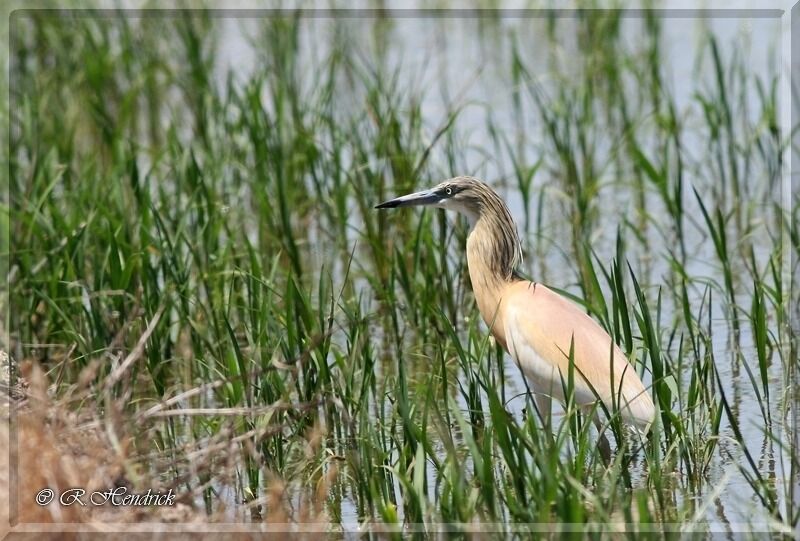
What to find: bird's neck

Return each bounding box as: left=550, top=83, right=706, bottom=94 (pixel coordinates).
left=466, top=215, right=522, bottom=337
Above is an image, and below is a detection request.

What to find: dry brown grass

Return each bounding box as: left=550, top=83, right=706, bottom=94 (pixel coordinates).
left=2, top=361, right=195, bottom=536
left=1, top=359, right=337, bottom=540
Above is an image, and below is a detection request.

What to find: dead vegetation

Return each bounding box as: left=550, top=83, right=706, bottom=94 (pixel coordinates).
left=1, top=358, right=338, bottom=539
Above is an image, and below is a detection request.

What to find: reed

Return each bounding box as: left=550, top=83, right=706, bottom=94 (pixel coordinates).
left=7, top=6, right=796, bottom=536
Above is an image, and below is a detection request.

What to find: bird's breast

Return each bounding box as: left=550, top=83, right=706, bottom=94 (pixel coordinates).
left=465, top=228, right=520, bottom=351
left=467, top=270, right=511, bottom=349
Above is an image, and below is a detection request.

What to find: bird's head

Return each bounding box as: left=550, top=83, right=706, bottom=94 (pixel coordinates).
left=375, top=176, right=489, bottom=225
left=375, top=176, right=523, bottom=279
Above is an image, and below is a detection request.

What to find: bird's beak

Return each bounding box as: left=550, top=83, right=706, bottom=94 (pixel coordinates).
left=375, top=189, right=440, bottom=209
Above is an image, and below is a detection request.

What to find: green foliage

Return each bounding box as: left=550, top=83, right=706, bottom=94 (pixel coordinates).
left=7, top=8, right=796, bottom=536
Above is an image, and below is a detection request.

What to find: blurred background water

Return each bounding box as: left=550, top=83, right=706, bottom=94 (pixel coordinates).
left=8, top=2, right=796, bottom=534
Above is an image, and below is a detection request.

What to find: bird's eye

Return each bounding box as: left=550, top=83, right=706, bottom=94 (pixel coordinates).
left=445, top=187, right=453, bottom=195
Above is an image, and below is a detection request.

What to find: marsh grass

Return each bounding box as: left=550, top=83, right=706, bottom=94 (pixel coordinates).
left=6, top=6, right=798, bottom=538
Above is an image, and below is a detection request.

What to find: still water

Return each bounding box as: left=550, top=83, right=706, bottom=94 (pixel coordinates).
left=205, top=8, right=788, bottom=532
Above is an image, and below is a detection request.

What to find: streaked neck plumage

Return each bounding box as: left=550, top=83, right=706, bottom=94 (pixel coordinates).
left=461, top=186, right=523, bottom=337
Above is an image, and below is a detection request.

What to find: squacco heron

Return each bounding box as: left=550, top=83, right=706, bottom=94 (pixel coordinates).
left=376, top=176, right=655, bottom=446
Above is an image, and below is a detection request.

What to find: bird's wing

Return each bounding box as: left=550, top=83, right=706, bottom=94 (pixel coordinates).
left=501, top=281, right=655, bottom=429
